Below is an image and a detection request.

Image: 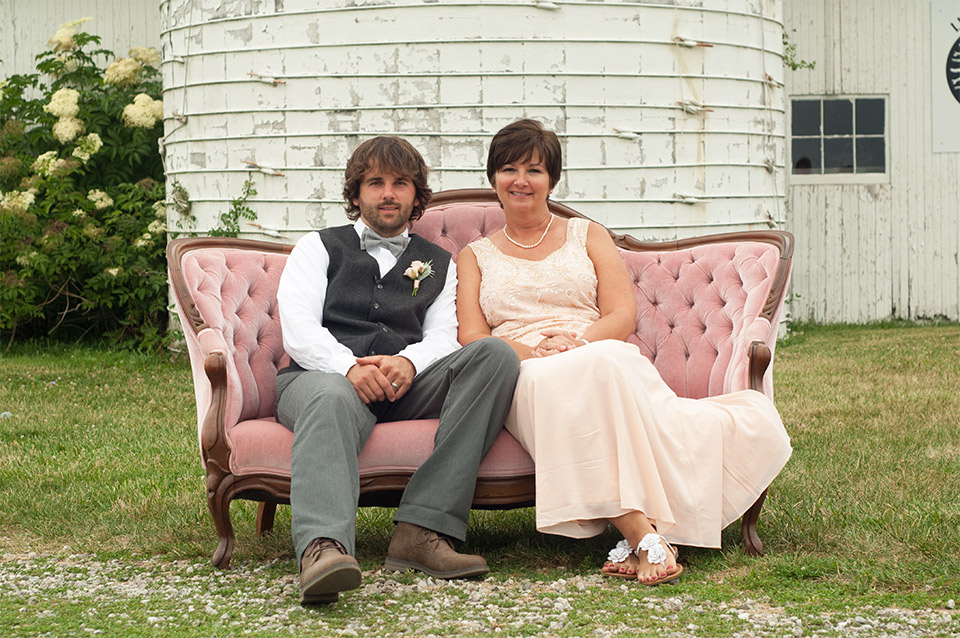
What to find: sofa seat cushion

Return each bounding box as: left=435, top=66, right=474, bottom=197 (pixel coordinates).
left=227, top=418, right=535, bottom=479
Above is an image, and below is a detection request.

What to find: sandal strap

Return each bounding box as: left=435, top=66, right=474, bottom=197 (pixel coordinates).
left=606, top=538, right=635, bottom=564
left=637, top=533, right=671, bottom=566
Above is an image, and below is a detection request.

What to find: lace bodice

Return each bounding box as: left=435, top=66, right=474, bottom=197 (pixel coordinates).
left=468, top=217, right=601, bottom=347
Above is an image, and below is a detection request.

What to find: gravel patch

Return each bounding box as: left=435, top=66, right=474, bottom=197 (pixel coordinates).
left=1, top=553, right=957, bottom=637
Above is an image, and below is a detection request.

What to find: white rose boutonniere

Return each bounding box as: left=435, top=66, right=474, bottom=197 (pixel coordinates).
left=404, top=260, right=434, bottom=296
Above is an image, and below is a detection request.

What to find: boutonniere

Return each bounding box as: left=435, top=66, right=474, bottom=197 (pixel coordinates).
left=404, top=260, right=434, bottom=296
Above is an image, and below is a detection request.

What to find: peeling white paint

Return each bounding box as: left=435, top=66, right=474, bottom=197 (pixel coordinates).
left=160, top=0, right=786, bottom=240
left=785, top=0, right=960, bottom=322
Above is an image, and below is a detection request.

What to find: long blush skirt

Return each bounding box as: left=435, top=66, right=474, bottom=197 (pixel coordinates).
left=504, top=340, right=792, bottom=548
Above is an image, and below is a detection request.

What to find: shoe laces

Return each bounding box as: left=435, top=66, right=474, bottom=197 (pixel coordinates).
left=417, top=527, right=454, bottom=550
left=303, top=537, right=346, bottom=563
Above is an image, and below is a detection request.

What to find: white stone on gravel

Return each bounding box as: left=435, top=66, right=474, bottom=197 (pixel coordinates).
left=1, top=554, right=958, bottom=637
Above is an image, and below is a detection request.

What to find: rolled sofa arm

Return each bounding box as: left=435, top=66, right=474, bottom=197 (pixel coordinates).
left=724, top=315, right=776, bottom=397
left=197, top=327, right=230, bottom=462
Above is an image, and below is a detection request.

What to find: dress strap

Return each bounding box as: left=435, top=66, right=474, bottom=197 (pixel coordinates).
left=566, top=217, right=590, bottom=247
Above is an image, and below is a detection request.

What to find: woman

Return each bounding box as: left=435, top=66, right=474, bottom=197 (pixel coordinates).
left=456, top=119, right=792, bottom=585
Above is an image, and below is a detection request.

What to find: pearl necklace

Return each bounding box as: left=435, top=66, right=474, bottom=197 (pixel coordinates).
left=503, top=214, right=554, bottom=249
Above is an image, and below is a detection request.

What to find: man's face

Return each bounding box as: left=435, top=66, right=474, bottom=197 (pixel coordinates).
left=352, top=165, right=419, bottom=238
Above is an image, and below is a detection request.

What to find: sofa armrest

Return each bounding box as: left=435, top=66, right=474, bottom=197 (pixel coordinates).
left=748, top=341, right=772, bottom=394
left=723, top=316, right=776, bottom=397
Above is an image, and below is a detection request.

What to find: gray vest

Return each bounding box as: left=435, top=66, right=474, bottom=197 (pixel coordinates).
left=281, top=225, right=451, bottom=374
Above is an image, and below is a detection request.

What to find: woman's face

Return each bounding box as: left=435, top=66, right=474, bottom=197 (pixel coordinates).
left=492, top=150, right=552, bottom=215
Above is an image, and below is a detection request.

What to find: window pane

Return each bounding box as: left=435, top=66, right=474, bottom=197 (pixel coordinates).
left=792, top=100, right=821, bottom=136
left=824, top=137, right=854, bottom=173
left=856, top=98, right=885, bottom=135
left=792, top=138, right=821, bottom=173
left=856, top=137, right=885, bottom=173
left=823, top=99, right=853, bottom=135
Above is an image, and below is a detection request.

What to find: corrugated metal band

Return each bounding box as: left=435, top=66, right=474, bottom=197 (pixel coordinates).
left=172, top=195, right=778, bottom=205
left=157, top=105, right=786, bottom=120
left=162, top=162, right=784, bottom=175
left=158, top=1, right=784, bottom=31
left=159, top=38, right=783, bottom=57
left=162, top=76, right=786, bottom=92
left=162, top=132, right=784, bottom=143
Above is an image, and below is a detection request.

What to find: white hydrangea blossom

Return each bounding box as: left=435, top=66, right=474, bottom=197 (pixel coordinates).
left=83, top=225, right=104, bottom=239
left=71, top=133, right=103, bottom=163
left=16, top=252, right=39, bottom=268
left=104, top=267, right=122, bottom=277
left=103, top=57, right=143, bottom=87
left=147, top=220, right=166, bottom=234
left=31, top=151, right=60, bottom=176
left=1, top=190, right=36, bottom=215
left=47, top=28, right=76, bottom=53
left=43, top=88, right=80, bottom=118
left=133, top=237, right=151, bottom=248
left=72, top=209, right=87, bottom=220
left=152, top=201, right=167, bottom=218
left=47, top=17, right=93, bottom=52
left=122, top=94, right=164, bottom=128
left=53, top=116, right=85, bottom=143
left=87, top=189, right=113, bottom=210
left=128, top=47, right=161, bottom=68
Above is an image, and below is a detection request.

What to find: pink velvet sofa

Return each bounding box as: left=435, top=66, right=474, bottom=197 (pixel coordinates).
left=168, top=188, right=793, bottom=569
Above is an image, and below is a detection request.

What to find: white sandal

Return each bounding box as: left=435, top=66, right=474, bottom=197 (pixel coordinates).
left=636, top=533, right=683, bottom=585
left=601, top=539, right=637, bottom=579
left=602, top=534, right=684, bottom=584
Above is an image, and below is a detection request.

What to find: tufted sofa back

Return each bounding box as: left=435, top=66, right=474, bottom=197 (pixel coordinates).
left=170, top=195, right=789, bottom=447
left=412, top=196, right=789, bottom=399
left=170, top=239, right=292, bottom=447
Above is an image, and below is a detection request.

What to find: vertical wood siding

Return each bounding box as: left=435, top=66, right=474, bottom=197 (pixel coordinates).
left=0, top=0, right=160, bottom=76
left=785, top=0, right=960, bottom=322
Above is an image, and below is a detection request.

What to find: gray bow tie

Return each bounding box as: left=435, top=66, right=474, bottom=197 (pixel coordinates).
left=360, top=228, right=407, bottom=258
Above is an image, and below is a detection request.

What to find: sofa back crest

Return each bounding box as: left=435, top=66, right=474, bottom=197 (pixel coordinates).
left=173, top=198, right=786, bottom=437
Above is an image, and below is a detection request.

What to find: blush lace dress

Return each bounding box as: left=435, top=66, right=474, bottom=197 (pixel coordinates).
left=468, top=217, right=792, bottom=548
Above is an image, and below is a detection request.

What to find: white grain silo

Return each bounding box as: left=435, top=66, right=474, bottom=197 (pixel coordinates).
left=160, top=0, right=784, bottom=241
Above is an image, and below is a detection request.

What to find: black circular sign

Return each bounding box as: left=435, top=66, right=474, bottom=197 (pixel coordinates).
left=948, top=35, right=960, bottom=104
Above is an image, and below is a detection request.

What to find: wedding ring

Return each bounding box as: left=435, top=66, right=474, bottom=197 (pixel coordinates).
left=391, top=382, right=400, bottom=389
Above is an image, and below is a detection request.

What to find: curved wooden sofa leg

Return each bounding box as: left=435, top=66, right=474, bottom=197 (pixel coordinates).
left=741, top=488, right=768, bottom=556
left=207, top=470, right=236, bottom=569
left=257, top=502, right=277, bottom=536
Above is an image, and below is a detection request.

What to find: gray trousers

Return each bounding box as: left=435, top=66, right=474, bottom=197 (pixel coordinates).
left=275, top=338, right=519, bottom=563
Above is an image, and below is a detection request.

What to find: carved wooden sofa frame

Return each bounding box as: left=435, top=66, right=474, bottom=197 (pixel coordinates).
left=168, top=188, right=793, bottom=569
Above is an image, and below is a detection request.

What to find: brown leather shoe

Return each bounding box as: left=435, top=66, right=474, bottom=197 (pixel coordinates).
left=299, top=538, right=362, bottom=604
left=384, top=522, right=489, bottom=579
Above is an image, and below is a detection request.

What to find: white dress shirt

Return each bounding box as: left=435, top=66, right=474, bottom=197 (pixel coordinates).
left=277, top=219, right=460, bottom=377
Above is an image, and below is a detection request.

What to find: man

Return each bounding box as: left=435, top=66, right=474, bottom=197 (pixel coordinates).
left=276, top=136, right=519, bottom=604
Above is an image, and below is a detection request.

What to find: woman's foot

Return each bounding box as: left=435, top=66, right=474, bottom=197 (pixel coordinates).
left=601, top=539, right=640, bottom=578
left=601, top=535, right=683, bottom=584
left=635, top=534, right=682, bottom=584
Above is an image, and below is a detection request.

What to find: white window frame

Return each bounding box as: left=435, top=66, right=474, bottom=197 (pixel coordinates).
left=788, top=95, right=890, bottom=185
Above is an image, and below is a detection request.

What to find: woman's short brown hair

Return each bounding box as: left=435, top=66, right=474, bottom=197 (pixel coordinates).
left=486, top=119, right=562, bottom=189
left=342, top=136, right=432, bottom=222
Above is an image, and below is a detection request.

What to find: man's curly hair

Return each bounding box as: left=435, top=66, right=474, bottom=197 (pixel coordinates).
left=342, top=136, right=432, bottom=222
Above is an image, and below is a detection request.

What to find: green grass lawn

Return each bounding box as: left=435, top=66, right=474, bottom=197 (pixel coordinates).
left=0, top=323, right=958, bottom=635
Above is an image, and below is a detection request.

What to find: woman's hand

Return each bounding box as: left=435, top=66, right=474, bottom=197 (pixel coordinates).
left=533, top=329, right=586, bottom=357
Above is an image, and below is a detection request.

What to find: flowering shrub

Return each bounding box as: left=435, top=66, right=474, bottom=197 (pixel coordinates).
left=0, top=19, right=166, bottom=347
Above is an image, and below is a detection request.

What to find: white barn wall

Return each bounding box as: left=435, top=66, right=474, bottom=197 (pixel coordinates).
left=784, top=0, right=960, bottom=322
left=0, top=0, right=161, bottom=76
left=159, top=0, right=785, bottom=243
